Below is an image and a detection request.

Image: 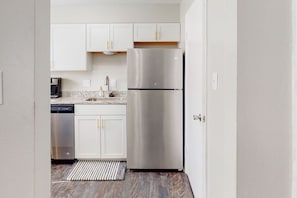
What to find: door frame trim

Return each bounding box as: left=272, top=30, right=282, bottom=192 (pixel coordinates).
left=198, top=0, right=208, bottom=196
left=292, top=0, right=297, bottom=196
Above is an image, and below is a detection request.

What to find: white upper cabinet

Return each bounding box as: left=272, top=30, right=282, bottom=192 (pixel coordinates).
left=87, top=24, right=109, bottom=52
left=157, top=23, right=180, bottom=42
left=134, top=23, right=157, bottom=42
left=134, top=23, right=180, bottom=42
left=110, top=24, right=134, bottom=51
left=87, top=24, right=133, bottom=52
left=51, top=24, right=90, bottom=71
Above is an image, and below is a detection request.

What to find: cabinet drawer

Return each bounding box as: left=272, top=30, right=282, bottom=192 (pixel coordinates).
left=75, top=105, right=126, bottom=115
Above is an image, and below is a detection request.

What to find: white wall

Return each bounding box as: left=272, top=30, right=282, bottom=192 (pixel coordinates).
left=0, top=0, right=50, bottom=197
left=237, top=0, right=292, bottom=197
left=51, top=54, right=127, bottom=91
left=51, top=3, right=180, bottom=91
left=207, top=0, right=237, bottom=197
left=51, top=3, right=180, bottom=24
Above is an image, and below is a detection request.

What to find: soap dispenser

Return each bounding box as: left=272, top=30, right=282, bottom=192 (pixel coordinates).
left=99, top=86, right=103, bottom=97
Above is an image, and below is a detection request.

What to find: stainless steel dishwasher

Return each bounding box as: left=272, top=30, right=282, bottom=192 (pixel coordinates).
left=51, top=104, right=75, bottom=160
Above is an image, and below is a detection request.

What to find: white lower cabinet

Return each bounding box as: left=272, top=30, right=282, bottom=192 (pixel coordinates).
left=75, top=116, right=101, bottom=158
left=100, top=115, right=126, bottom=159
left=75, top=105, right=126, bottom=160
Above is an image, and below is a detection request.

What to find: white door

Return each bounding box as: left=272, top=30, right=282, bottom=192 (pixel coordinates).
left=75, top=116, right=101, bottom=159
left=100, top=115, right=127, bottom=159
left=110, top=24, right=133, bottom=51
left=86, top=24, right=109, bottom=52
left=185, top=0, right=206, bottom=197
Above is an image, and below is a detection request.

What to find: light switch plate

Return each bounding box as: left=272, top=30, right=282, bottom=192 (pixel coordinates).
left=109, top=79, right=117, bottom=91
left=212, top=72, right=218, bottom=90
left=0, top=71, right=2, bottom=104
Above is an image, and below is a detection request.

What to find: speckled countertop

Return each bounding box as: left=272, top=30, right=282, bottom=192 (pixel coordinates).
left=50, top=91, right=127, bottom=105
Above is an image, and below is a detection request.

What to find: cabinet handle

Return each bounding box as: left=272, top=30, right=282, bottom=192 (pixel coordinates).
left=107, top=41, right=109, bottom=50
left=155, top=32, right=158, bottom=40
left=110, top=41, right=113, bottom=49
left=96, top=119, right=100, bottom=128
left=101, top=120, right=104, bottom=128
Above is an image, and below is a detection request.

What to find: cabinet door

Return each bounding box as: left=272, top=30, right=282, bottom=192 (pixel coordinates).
left=75, top=116, right=101, bottom=159
left=110, top=24, right=133, bottom=51
left=100, top=115, right=127, bottom=159
left=157, top=23, right=180, bottom=42
left=87, top=24, right=109, bottom=52
left=134, top=23, right=157, bottom=42
left=51, top=24, right=89, bottom=71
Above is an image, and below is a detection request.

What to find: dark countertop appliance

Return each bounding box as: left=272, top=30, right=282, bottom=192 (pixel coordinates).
left=51, top=77, right=62, bottom=98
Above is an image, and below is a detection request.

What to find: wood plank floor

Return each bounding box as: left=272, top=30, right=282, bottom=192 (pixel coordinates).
left=51, top=164, right=194, bottom=198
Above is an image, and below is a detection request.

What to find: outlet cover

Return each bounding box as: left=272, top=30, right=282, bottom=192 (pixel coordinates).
left=82, top=80, right=91, bottom=88
left=212, top=72, right=218, bottom=90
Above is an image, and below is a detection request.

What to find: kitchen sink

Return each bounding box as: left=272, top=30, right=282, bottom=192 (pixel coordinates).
left=85, top=97, right=120, bottom=102
left=85, top=97, right=98, bottom=101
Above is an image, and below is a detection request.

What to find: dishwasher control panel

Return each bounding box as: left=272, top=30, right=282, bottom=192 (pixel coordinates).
left=51, top=104, right=74, bottom=113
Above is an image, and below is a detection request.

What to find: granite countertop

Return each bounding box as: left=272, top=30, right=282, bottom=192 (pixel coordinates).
left=50, top=91, right=127, bottom=105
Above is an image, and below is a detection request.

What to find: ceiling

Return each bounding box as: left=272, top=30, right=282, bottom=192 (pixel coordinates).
left=51, top=0, right=182, bottom=6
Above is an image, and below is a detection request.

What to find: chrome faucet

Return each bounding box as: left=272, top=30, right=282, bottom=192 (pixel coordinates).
left=103, top=76, right=110, bottom=97
left=105, top=75, right=109, bottom=91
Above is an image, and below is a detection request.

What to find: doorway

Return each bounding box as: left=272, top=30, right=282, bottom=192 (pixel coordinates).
left=49, top=0, right=207, bottom=197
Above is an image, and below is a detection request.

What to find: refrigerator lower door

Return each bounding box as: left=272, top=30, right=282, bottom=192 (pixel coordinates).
left=127, top=90, right=183, bottom=170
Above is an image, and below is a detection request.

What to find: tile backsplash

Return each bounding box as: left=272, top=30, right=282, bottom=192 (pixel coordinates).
left=51, top=53, right=127, bottom=92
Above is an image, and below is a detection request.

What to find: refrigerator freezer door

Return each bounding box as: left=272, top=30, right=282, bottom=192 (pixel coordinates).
left=127, top=90, right=183, bottom=169
left=127, top=48, right=183, bottom=89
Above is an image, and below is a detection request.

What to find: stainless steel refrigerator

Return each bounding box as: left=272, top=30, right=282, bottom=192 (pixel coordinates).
left=127, top=48, right=183, bottom=170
